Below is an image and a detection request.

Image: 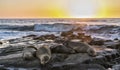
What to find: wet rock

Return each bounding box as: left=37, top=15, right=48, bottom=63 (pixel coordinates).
left=33, top=34, right=57, bottom=41
left=22, top=34, right=37, bottom=38
left=65, top=53, right=92, bottom=63
left=0, top=52, right=41, bottom=68
left=0, top=33, right=120, bottom=69
left=8, top=38, right=33, bottom=44
left=33, top=36, right=45, bottom=41
left=104, top=41, right=120, bottom=49
left=86, top=49, right=120, bottom=68
left=0, top=45, right=24, bottom=56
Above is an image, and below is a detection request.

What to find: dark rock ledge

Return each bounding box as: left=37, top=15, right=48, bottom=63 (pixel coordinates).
left=0, top=32, right=120, bottom=70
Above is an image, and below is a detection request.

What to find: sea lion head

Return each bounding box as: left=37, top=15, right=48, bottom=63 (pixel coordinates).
left=23, top=52, right=34, bottom=60
left=39, top=54, right=51, bottom=65
left=87, top=48, right=97, bottom=57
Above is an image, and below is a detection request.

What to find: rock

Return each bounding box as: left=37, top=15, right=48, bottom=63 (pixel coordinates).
left=86, top=49, right=120, bottom=68
left=22, top=34, right=37, bottom=38
left=77, top=32, right=85, bottom=39
left=33, top=34, right=57, bottom=41
left=67, top=34, right=78, bottom=40
left=0, top=33, right=120, bottom=69
left=51, top=63, right=106, bottom=70
left=64, top=53, right=92, bottom=63
left=0, top=53, right=40, bottom=68
left=8, top=38, right=33, bottom=44
left=0, top=44, right=24, bottom=56
left=104, top=41, right=120, bottom=49
left=33, top=36, right=45, bottom=41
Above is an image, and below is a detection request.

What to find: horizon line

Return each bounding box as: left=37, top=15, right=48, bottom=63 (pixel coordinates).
left=0, top=18, right=120, bottom=19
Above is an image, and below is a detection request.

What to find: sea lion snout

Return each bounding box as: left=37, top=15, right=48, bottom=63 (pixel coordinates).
left=39, top=55, right=51, bottom=65
left=87, top=48, right=97, bottom=57
left=36, top=45, right=51, bottom=65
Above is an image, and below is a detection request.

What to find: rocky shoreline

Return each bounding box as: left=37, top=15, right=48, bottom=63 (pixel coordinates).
left=0, top=31, right=120, bottom=70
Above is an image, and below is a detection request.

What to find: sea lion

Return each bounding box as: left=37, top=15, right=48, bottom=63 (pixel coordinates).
left=22, top=46, right=37, bottom=60
left=35, top=44, right=51, bottom=65
left=51, top=44, right=75, bottom=54
left=64, top=41, right=97, bottom=56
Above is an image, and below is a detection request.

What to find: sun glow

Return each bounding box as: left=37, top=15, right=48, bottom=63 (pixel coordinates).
left=67, top=0, right=101, bottom=18
left=0, top=0, right=120, bottom=18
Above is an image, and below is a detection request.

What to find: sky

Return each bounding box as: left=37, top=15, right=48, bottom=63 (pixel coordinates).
left=0, top=0, right=120, bottom=18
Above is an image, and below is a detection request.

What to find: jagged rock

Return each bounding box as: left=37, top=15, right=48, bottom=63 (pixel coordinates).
left=0, top=33, right=120, bottom=69
left=86, top=49, right=120, bottom=68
